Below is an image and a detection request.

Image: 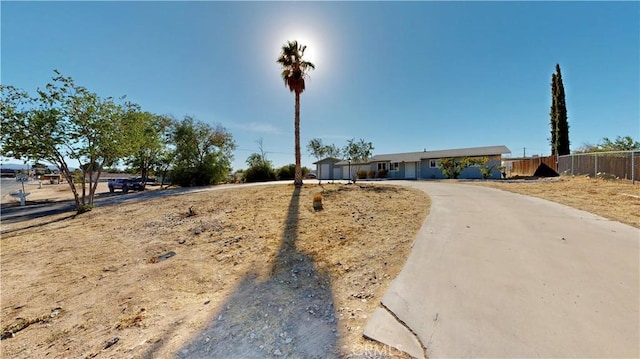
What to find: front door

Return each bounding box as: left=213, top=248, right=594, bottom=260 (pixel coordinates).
left=405, top=162, right=416, bottom=179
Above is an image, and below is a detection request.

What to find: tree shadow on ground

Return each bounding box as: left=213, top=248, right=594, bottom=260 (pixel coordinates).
left=0, top=213, right=75, bottom=236
left=170, top=187, right=339, bottom=358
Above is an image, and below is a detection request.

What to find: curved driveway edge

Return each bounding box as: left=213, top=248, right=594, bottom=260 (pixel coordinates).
left=364, top=181, right=639, bottom=358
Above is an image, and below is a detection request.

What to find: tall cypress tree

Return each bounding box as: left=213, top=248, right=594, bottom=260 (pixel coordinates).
left=550, top=73, right=558, bottom=155
left=550, top=64, right=570, bottom=156
left=554, top=64, right=570, bottom=155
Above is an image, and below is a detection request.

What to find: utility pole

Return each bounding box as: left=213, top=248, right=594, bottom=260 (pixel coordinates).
left=523, top=147, right=526, bottom=157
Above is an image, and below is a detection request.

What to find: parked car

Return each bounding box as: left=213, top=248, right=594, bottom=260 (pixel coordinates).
left=108, top=178, right=145, bottom=193
left=130, top=177, right=147, bottom=191
left=305, top=173, right=317, bottom=179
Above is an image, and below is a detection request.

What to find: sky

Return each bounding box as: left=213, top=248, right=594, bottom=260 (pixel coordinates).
left=2, top=1, right=639, bottom=171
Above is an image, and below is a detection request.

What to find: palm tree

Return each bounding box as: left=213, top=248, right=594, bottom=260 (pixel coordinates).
left=277, top=40, right=315, bottom=187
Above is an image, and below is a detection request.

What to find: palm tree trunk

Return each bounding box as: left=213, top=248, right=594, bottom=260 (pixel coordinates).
left=294, top=91, right=302, bottom=187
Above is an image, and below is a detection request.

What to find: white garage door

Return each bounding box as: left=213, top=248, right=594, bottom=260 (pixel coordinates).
left=320, top=164, right=331, bottom=180
left=342, top=166, right=350, bottom=180
left=405, top=162, right=416, bottom=178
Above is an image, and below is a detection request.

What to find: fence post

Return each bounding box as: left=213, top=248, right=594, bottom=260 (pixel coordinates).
left=571, top=154, right=574, bottom=175
left=633, top=151, right=636, bottom=185
left=594, top=153, right=598, bottom=177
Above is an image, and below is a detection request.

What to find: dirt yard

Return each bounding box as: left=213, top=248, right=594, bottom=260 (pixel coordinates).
left=1, top=182, right=429, bottom=358
left=1, top=176, right=637, bottom=358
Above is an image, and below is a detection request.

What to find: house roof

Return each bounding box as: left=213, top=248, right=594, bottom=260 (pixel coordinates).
left=331, top=145, right=511, bottom=165
left=417, top=145, right=511, bottom=160
left=311, top=157, right=341, bottom=165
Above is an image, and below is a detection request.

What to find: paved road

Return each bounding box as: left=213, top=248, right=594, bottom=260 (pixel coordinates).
left=364, top=181, right=640, bottom=358
left=1, top=178, right=29, bottom=199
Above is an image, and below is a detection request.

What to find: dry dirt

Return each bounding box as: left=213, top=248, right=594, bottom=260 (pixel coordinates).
left=1, top=176, right=637, bottom=359
left=1, top=182, right=429, bottom=359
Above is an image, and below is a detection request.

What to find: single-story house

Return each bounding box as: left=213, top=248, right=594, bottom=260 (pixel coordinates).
left=313, top=145, right=511, bottom=180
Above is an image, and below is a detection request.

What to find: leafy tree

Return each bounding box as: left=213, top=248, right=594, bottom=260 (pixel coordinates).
left=170, top=116, right=236, bottom=187
left=597, top=136, right=639, bottom=151
left=343, top=138, right=374, bottom=183
left=1, top=71, right=145, bottom=212
left=244, top=163, right=276, bottom=182
left=276, top=164, right=310, bottom=180
left=576, top=136, right=640, bottom=153
left=573, top=143, right=598, bottom=153
left=124, top=112, right=172, bottom=181
left=277, top=40, right=315, bottom=187
left=307, top=138, right=326, bottom=183
left=146, top=115, right=179, bottom=188
left=438, top=157, right=472, bottom=179
left=550, top=64, right=570, bottom=155
left=474, top=157, right=497, bottom=179
left=153, top=147, right=176, bottom=188
left=246, top=138, right=271, bottom=168
left=324, top=143, right=342, bottom=159
left=244, top=139, right=276, bottom=182
left=31, top=162, right=49, bottom=175
left=246, top=153, right=267, bottom=168
left=104, top=164, right=124, bottom=173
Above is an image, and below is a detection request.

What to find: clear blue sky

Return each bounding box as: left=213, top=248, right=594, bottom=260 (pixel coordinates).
left=2, top=1, right=639, bottom=170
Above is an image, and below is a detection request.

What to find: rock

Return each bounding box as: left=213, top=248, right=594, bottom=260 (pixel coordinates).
left=104, top=337, right=119, bottom=350
left=274, top=348, right=282, bottom=356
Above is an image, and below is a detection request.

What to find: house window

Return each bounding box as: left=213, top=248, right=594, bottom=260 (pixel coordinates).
left=377, top=163, right=388, bottom=171
left=429, top=159, right=439, bottom=168
left=389, top=162, right=399, bottom=171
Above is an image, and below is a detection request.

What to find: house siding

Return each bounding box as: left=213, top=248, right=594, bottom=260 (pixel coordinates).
left=321, top=146, right=510, bottom=181
left=314, top=158, right=341, bottom=180
left=420, top=160, right=445, bottom=179
left=420, top=157, right=503, bottom=179
left=333, top=159, right=503, bottom=180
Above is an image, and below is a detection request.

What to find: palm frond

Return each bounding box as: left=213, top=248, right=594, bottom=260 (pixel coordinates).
left=277, top=39, right=315, bottom=93
left=300, top=61, right=315, bottom=70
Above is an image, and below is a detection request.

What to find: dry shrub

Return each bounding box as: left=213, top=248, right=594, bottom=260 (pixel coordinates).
left=313, top=192, right=323, bottom=211
left=115, top=309, right=145, bottom=330
left=187, top=206, right=198, bottom=217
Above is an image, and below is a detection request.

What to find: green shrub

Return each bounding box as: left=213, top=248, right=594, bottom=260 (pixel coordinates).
left=244, top=164, right=277, bottom=182
left=170, top=161, right=229, bottom=187
left=357, top=170, right=368, bottom=179
left=378, top=169, right=388, bottom=178
left=438, top=157, right=472, bottom=179
left=367, top=170, right=376, bottom=178
left=275, top=164, right=310, bottom=180
left=76, top=204, right=93, bottom=214
left=474, top=157, right=497, bottom=179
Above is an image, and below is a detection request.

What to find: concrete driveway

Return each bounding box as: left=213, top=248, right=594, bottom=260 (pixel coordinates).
left=364, top=181, right=639, bottom=359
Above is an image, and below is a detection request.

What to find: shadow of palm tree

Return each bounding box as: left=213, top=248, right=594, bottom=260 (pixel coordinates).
left=171, top=186, right=339, bottom=358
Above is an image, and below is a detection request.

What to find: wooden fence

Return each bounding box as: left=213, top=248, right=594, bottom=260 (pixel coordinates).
left=558, top=151, right=639, bottom=182
left=505, top=155, right=558, bottom=177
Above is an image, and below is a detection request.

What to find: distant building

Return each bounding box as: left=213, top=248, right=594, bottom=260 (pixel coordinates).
left=314, top=145, right=511, bottom=180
